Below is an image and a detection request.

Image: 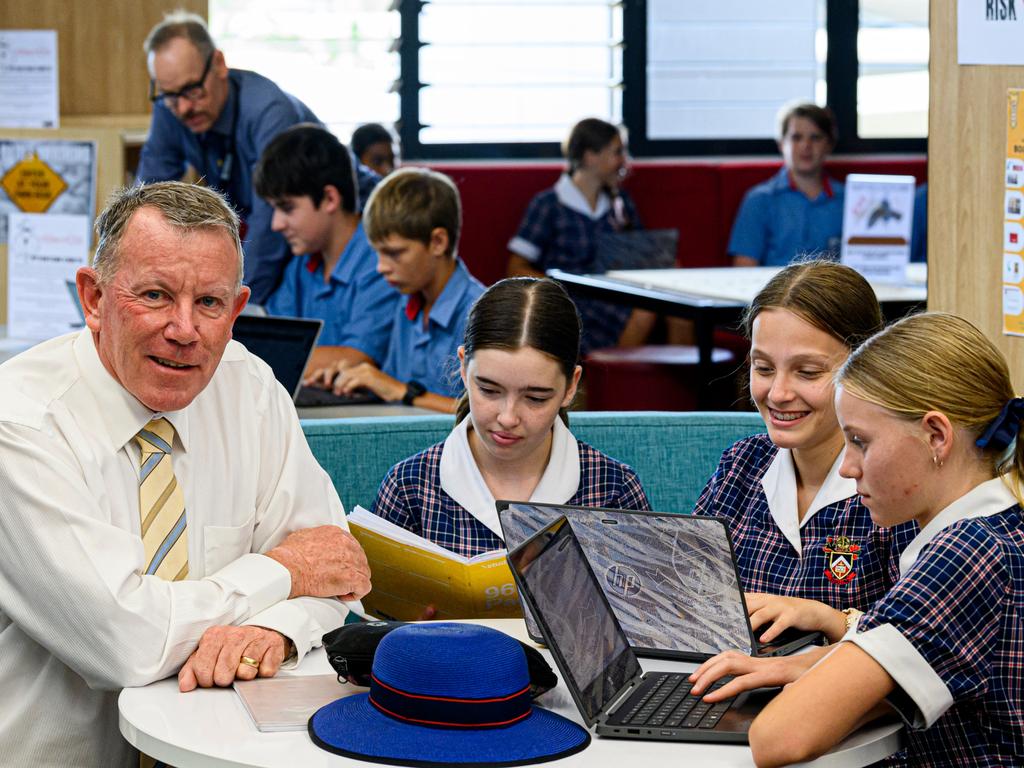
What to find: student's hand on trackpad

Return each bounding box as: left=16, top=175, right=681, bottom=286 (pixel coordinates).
left=746, top=593, right=847, bottom=644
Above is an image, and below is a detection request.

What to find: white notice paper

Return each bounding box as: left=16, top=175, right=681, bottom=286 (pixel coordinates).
left=7, top=212, right=90, bottom=341
left=958, top=0, right=1024, bottom=65
left=0, top=30, right=59, bottom=129
left=840, top=174, right=916, bottom=284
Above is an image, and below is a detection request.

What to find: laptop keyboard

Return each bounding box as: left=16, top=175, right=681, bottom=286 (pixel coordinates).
left=620, top=673, right=735, bottom=730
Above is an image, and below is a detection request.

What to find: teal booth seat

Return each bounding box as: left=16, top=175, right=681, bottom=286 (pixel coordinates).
left=301, top=411, right=765, bottom=515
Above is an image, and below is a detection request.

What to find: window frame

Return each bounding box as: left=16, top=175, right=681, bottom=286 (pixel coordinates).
left=398, top=0, right=927, bottom=160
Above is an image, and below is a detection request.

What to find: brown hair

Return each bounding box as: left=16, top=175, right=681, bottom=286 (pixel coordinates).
left=93, top=181, right=243, bottom=289
left=563, top=118, right=622, bottom=174
left=363, top=167, right=461, bottom=258
left=838, top=312, right=1024, bottom=504
left=778, top=102, right=838, bottom=146
left=742, top=260, right=883, bottom=350
left=455, top=278, right=580, bottom=426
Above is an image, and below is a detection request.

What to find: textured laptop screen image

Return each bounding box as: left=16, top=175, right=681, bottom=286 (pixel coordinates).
left=500, top=504, right=752, bottom=657
left=511, top=519, right=639, bottom=723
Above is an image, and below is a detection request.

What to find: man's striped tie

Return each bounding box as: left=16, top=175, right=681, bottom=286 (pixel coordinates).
left=134, top=418, right=188, bottom=582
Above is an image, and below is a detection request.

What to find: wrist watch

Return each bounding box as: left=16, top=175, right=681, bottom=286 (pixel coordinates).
left=842, top=607, right=864, bottom=634
left=401, top=380, right=426, bottom=405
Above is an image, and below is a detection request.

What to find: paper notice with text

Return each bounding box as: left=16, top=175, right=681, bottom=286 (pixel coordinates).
left=1004, top=89, right=1024, bottom=337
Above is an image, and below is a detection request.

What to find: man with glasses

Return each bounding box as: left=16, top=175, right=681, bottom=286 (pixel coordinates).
left=136, top=11, right=378, bottom=304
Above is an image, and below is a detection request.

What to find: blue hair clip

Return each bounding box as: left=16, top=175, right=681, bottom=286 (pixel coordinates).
left=976, top=397, right=1024, bottom=452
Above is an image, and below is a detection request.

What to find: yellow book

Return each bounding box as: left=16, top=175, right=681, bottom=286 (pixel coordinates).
left=347, top=506, right=523, bottom=621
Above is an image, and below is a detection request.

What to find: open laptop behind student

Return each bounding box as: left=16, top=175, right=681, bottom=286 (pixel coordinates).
left=497, top=501, right=821, bottom=661
left=508, top=516, right=777, bottom=743
left=231, top=314, right=380, bottom=406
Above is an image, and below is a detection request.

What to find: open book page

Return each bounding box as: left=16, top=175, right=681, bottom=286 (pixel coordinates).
left=347, top=506, right=522, bottom=621
left=233, top=674, right=354, bottom=732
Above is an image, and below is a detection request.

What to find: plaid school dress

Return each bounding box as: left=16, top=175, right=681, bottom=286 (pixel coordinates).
left=508, top=177, right=641, bottom=354
left=852, top=499, right=1024, bottom=766
left=694, top=434, right=917, bottom=610
left=372, top=439, right=651, bottom=559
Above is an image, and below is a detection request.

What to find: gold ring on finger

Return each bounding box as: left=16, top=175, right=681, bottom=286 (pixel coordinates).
left=239, top=656, right=260, bottom=669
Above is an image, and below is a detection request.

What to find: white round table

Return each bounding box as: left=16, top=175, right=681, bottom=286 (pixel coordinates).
left=119, top=620, right=903, bottom=768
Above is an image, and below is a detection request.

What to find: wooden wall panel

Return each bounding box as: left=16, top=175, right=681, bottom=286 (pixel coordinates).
left=929, top=0, right=1024, bottom=390
left=0, top=0, right=206, bottom=116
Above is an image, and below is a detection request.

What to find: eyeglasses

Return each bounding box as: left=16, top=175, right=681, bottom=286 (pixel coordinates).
left=149, top=51, right=213, bottom=107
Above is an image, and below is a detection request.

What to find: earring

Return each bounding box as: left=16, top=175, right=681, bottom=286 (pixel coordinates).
left=933, top=455, right=944, bottom=468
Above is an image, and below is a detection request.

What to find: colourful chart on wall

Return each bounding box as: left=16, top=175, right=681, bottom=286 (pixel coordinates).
left=1004, top=89, right=1024, bottom=337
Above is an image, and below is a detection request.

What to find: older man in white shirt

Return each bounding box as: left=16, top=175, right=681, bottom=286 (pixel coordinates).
left=0, top=181, right=370, bottom=767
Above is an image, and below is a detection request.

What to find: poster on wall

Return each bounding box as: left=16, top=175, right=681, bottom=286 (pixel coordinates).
left=840, top=174, right=916, bottom=284
left=0, top=30, right=59, bottom=129
left=1003, top=89, right=1024, bottom=337
left=959, top=0, right=1024, bottom=65
left=0, top=139, right=96, bottom=245
left=7, top=212, right=90, bottom=341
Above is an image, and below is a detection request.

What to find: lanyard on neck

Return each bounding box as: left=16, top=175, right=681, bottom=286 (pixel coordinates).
left=218, top=77, right=241, bottom=185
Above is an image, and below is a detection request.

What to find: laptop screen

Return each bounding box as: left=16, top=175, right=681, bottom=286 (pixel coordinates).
left=508, top=517, right=641, bottom=725
left=231, top=315, right=323, bottom=400
left=499, top=503, right=752, bottom=658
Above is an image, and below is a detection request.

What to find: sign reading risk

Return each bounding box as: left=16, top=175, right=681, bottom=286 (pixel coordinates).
left=1, top=152, right=69, bottom=213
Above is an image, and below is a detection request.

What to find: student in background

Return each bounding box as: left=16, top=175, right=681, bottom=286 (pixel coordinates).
left=310, top=167, right=485, bottom=412
left=735, top=312, right=1024, bottom=766
left=507, top=118, right=656, bottom=353
left=351, top=122, right=399, bottom=178
left=253, top=124, right=398, bottom=376
left=728, top=103, right=844, bottom=267
left=693, top=261, right=917, bottom=650
left=911, top=182, right=928, bottom=263
left=371, top=278, right=651, bottom=558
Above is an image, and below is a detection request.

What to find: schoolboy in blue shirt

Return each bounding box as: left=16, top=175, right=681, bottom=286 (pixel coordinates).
left=313, top=167, right=485, bottom=413
left=728, top=103, right=844, bottom=267
left=254, top=125, right=398, bottom=376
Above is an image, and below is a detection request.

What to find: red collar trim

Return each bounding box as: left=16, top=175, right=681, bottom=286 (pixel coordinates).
left=405, top=293, right=424, bottom=321
left=304, top=253, right=323, bottom=274
left=786, top=171, right=834, bottom=199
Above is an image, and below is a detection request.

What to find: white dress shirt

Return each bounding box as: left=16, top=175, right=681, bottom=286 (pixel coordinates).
left=0, top=330, right=352, bottom=767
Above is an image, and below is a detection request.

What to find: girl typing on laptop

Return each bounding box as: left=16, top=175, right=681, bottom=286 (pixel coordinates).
left=370, top=277, right=650, bottom=563
left=693, top=261, right=917, bottom=647
left=740, top=313, right=1024, bottom=766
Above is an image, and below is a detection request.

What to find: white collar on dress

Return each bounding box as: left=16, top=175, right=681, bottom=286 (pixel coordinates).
left=898, top=476, right=1018, bottom=576
left=760, top=446, right=857, bottom=555
left=439, top=416, right=581, bottom=540
left=554, top=173, right=611, bottom=220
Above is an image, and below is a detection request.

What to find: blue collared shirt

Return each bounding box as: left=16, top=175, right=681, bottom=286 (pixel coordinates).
left=727, top=167, right=845, bottom=266
left=265, top=223, right=397, bottom=362
left=137, top=69, right=380, bottom=304
left=380, top=259, right=485, bottom=397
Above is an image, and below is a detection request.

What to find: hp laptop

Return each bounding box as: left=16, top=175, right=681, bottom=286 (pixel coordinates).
left=593, top=228, right=679, bottom=272
left=231, top=314, right=380, bottom=406
left=508, top=516, right=778, bottom=743
left=497, top=501, right=821, bottom=661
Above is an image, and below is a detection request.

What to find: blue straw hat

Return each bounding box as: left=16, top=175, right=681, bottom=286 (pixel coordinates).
left=309, top=623, right=590, bottom=766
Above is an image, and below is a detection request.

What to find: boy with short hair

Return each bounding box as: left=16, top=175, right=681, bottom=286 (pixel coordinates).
left=315, top=167, right=484, bottom=412
left=254, top=124, right=398, bottom=374
left=728, top=102, right=844, bottom=267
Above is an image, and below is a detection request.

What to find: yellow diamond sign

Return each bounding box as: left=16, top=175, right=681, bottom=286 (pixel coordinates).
left=1, top=152, right=68, bottom=213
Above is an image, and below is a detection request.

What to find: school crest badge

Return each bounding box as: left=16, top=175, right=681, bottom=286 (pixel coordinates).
left=823, top=536, right=860, bottom=584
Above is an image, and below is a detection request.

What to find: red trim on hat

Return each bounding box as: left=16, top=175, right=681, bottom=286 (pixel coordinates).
left=372, top=675, right=530, bottom=704
left=369, top=698, right=532, bottom=729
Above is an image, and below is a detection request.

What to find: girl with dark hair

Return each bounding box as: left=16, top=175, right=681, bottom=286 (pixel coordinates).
left=690, top=261, right=917, bottom=663
left=371, top=277, right=651, bottom=559
left=506, top=118, right=655, bottom=353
